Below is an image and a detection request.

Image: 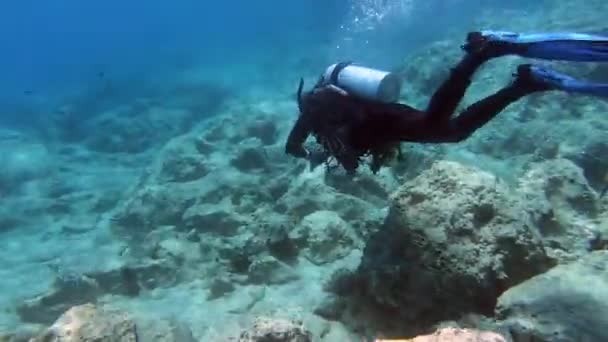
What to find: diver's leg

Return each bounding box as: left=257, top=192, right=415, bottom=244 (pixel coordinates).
left=425, top=32, right=524, bottom=123
left=424, top=53, right=487, bottom=123
left=442, top=64, right=553, bottom=142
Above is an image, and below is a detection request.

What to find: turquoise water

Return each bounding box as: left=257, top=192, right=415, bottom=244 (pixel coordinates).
left=2, top=0, right=608, bottom=341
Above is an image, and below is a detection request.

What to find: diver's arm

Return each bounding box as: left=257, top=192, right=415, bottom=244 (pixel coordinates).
left=285, top=115, right=312, bottom=159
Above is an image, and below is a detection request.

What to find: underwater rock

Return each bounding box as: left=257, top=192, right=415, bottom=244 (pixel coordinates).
left=398, top=327, right=507, bottom=342
left=153, top=237, right=188, bottom=265
left=210, top=215, right=299, bottom=274
left=231, top=146, right=269, bottom=172
left=18, top=260, right=176, bottom=325
left=88, top=260, right=178, bottom=295
left=265, top=224, right=300, bottom=264
left=112, top=183, right=197, bottom=235
left=183, top=205, right=243, bottom=236
left=277, top=171, right=384, bottom=225
left=201, top=116, right=238, bottom=143
left=193, top=135, right=215, bottom=155
left=238, top=316, right=312, bottom=342
left=347, top=160, right=554, bottom=329
left=137, top=227, right=204, bottom=274
left=564, top=139, right=608, bottom=191
left=0, top=139, right=52, bottom=193
left=592, top=219, right=608, bottom=251
left=496, top=250, right=608, bottom=342
left=207, top=277, right=236, bottom=300
left=157, top=136, right=209, bottom=183
left=323, top=169, right=396, bottom=206
left=0, top=209, right=25, bottom=233
left=135, top=318, right=197, bottom=342
left=246, top=119, right=278, bottom=145
left=247, top=255, right=299, bottom=285
left=82, top=106, right=195, bottom=154
left=17, top=275, right=101, bottom=325
left=291, top=210, right=358, bottom=265
left=518, top=159, right=600, bottom=261
left=0, top=325, right=46, bottom=342
left=32, top=304, right=137, bottom=342
left=472, top=122, right=561, bottom=161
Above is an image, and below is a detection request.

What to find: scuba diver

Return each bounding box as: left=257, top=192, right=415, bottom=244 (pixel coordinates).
left=285, top=31, right=608, bottom=174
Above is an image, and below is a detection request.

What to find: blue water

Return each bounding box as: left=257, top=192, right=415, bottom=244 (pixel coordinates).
left=0, top=0, right=542, bottom=125
left=2, top=0, right=608, bottom=340
left=0, top=1, right=343, bottom=119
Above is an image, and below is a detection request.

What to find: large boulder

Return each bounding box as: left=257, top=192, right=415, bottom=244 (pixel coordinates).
left=155, top=135, right=209, bottom=183
left=563, top=137, right=608, bottom=191
left=291, top=210, right=360, bottom=265
left=29, top=304, right=194, bottom=342
left=246, top=255, right=300, bottom=285
left=32, top=304, right=137, bottom=342
left=332, top=161, right=554, bottom=334
left=517, top=159, right=601, bottom=261
left=17, top=260, right=176, bottom=325
left=238, top=316, right=312, bottom=342
left=112, top=182, right=198, bottom=236
left=398, top=327, right=507, bottom=342
left=496, top=251, right=608, bottom=342
left=276, top=168, right=386, bottom=227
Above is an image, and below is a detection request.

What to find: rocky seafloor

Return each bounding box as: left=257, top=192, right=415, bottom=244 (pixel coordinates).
left=3, top=2, right=608, bottom=341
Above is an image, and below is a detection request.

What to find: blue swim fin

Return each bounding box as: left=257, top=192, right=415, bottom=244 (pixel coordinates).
left=481, top=31, right=608, bottom=62
left=523, top=64, right=608, bottom=98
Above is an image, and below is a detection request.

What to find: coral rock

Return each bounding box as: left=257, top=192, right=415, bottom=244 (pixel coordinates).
left=246, top=119, right=278, bottom=146
left=247, top=255, right=299, bottom=285
left=239, top=317, right=312, bottom=342
left=292, top=210, right=358, bottom=265
left=183, top=205, right=243, bottom=236
left=393, top=327, right=507, bottom=342
left=353, top=161, right=554, bottom=327
left=33, top=304, right=136, bottom=342
left=518, top=159, right=600, bottom=261
left=496, top=250, right=608, bottom=342
left=231, top=146, right=269, bottom=172
left=564, top=137, right=608, bottom=191
left=17, top=276, right=100, bottom=325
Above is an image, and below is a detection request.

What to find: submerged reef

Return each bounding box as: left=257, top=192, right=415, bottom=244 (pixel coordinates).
left=495, top=251, right=608, bottom=342
left=331, top=161, right=555, bottom=333
left=3, top=1, right=608, bottom=341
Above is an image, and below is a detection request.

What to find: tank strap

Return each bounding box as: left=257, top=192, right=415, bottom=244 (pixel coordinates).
left=329, top=61, right=354, bottom=85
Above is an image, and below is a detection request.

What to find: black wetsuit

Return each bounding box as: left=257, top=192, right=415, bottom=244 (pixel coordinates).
left=285, top=47, right=547, bottom=173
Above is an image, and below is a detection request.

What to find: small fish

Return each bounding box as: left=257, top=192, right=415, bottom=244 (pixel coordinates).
left=98, top=71, right=105, bottom=79
left=23, top=90, right=33, bottom=95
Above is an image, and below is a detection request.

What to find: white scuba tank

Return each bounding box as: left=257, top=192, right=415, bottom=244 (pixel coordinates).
left=322, top=63, right=403, bottom=103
